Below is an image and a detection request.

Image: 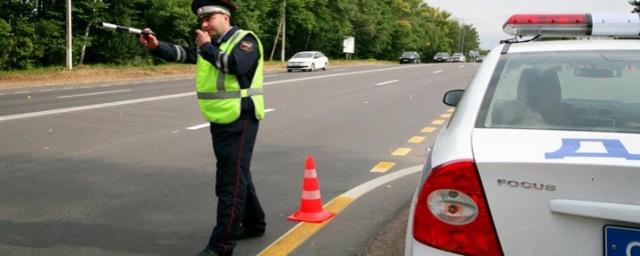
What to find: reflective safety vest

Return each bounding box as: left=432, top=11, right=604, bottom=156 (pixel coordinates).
left=195, top=29, right=265, bottom=124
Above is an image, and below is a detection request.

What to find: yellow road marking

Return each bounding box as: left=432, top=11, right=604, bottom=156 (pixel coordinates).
left=421, top=126, right=437, bottom=133
left=447, top=108, right=455, bottom=113
left=408, top=136, right=426, bottom=144
left=370, top=161, right=395, bottom=173
left=431, top=119, right=446, bottom=125
left=391, top=147, right=412, bottom=156
left=257, top=196, right=354, bottom=256
left=440, top=113, right=452, bottom=118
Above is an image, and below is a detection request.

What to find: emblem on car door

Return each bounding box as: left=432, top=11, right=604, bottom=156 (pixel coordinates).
left=497, top=179, right=556, bottom=191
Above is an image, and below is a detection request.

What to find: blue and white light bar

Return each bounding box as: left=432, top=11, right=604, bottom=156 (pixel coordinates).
left=503, top=13, right=640, bottom=37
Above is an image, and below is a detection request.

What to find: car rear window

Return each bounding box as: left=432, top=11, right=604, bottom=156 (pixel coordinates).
left=401, top=52, right=417, bottom=57
left=293, top=52, right=313, bottom=58
left=478, top=50, right=640, bottom=133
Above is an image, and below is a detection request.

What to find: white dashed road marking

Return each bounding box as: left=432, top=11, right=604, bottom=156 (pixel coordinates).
left=187, top=123, right=209, bottom=130
left=375, top=80, right=399, bottom=86
left=186, top=108, right=276, bottom=130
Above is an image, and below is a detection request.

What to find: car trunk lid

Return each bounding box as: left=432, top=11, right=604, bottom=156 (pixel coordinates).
left=472, top=129, right=640, bottom=255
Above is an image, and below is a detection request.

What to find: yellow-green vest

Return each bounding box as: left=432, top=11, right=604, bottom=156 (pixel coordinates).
left=195, top=29, right=265, bottom=124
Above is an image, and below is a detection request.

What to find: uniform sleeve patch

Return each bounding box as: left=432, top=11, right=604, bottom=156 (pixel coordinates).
left=239, top=40, right=254, bottom=52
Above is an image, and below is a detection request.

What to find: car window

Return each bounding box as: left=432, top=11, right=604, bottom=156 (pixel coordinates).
left=293, top=52, right=313, bottom=58
left=478, top=50, right=640, bottom=133
left=401, top=52, right=416, bottom=57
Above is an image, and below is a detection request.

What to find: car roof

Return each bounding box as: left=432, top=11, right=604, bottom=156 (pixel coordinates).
left=501, top=39, right=640, bottom=53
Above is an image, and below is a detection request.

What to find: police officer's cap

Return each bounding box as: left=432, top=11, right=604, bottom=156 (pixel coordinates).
left=192, top=0, right=236, bottom=20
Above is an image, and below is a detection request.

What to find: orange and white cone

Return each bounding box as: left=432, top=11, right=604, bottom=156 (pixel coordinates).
left=288, top=155, right=335, bottom=223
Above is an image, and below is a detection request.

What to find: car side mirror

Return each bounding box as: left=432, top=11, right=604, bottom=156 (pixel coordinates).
left=443, top=90, right=464, bottom=106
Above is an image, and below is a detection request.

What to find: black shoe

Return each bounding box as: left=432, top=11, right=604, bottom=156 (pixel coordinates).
left=231, top=226, right=265, bottom=240
left=195, top=249, right=218, bottom=256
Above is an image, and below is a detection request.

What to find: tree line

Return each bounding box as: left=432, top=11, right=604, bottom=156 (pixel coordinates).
left=0, top=0, right=480, bottom=70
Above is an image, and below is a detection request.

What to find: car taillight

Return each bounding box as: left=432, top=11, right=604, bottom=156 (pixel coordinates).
left=413, top=160, right=503, bottom=256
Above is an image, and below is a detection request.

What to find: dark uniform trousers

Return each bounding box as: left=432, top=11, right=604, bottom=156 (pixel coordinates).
left=207, top=101, right=266, bottom=255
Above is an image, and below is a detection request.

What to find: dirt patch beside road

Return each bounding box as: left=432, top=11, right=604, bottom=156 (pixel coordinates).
left=359, top=205, right=409, bottom=255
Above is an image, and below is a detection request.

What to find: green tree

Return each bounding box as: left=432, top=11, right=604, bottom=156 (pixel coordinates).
left=630, top=0, right=640, bottom=13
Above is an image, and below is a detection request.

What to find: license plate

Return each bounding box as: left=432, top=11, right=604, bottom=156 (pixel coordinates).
left=604, top=225, right=640, bottom=256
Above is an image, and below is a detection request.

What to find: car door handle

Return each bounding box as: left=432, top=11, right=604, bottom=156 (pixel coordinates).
left=549, top=199, right=640, bottom=224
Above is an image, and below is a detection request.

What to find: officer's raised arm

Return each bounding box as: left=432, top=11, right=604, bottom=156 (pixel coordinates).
left=138, top=27, right=198, bottom=64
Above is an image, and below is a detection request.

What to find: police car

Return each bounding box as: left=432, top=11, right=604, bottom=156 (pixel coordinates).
left=405, top=14, right=640, bottom=256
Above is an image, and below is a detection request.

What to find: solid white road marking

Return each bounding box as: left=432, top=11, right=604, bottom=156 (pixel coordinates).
left=264, top=74, right=278, bottom=78
left=432, top=70, right=443, bottom=74
left=0, top=92, right=193, bottom=122
left=57, top=89, right=131, bottom=99
left=375, top=79, right=399, bottom=86
left=344, top=165, right=422, bottom=198
left=1, top=65, right=423, bottom=122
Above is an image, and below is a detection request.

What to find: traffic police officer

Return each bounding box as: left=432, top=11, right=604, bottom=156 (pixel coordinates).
left=138, top=0, right=266, bottom=255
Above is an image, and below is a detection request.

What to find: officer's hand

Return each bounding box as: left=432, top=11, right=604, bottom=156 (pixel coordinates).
left=195, top=29, right=211, bottom=48
left=138, top=28, right=159, bottom=50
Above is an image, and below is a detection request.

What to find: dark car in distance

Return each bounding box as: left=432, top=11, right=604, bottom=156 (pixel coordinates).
left=399, top=51, right=421, bottom=64
left=433, top=52, right=450, bottom=62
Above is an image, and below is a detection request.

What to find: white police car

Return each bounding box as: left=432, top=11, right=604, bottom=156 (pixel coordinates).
left=406, top=14, right=640, bottom=256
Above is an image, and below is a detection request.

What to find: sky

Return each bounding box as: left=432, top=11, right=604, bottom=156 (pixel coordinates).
left=424, top=0, right=635, bottom=50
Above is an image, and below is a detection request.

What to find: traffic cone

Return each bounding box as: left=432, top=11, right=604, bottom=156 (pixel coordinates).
left=288, top=155, right=335, bottom=223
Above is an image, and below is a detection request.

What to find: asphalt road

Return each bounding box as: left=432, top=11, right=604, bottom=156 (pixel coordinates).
left=0, top=63, right=479, bottom=256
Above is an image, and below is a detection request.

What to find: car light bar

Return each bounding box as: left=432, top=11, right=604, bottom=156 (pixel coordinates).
left=503, top=13, right=640, bottom=37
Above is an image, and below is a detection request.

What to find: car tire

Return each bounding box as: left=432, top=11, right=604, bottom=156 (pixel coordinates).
left=322, top=62, right=328, bottom=71
left=287, top=69, right=292, bottom=72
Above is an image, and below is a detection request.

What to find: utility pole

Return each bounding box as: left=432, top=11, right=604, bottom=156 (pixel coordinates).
left=66, top=0, right=73, bottom=70
left=280, top=0, right=286, bottom=64
left=459, top=27, right=466, bottom=53
left=269, top=18, right=282, bottom=61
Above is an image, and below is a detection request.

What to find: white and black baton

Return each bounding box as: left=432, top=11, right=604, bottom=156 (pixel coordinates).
left=99, top=22, right=156, bottom=36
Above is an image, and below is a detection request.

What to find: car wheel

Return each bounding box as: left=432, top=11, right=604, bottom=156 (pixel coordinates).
left=287, top=69, right=292, bottom=72
left=322, top=62, right=328, bottom=71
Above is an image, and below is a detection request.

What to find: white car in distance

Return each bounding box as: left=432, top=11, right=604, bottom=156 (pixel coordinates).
left=286, top=51, right=329, bottom=72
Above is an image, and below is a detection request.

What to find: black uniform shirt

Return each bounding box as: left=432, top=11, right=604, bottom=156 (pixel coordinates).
left=151, top=26, right=260, bottom=113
